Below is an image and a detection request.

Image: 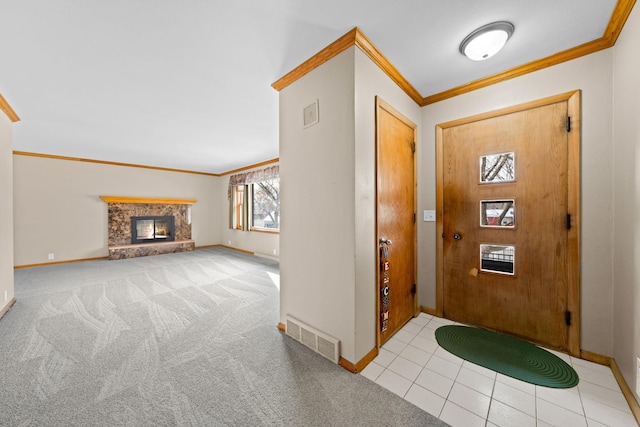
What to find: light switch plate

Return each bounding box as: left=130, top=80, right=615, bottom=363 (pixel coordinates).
left=423, top=210, right=436, bottom=222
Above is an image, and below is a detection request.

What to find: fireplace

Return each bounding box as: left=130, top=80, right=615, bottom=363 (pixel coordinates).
left=102, top=196, right=196, bottom=260
left=131, top=216, right=175, bottom=244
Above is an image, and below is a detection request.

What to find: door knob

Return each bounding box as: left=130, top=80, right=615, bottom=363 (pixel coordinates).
left=379, top=238, right=392, bottom=245
left=453, top=233, right=462, bottom=240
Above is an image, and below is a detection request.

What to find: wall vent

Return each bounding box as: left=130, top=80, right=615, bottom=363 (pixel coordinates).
left=285, top=315, right=340, bottom=364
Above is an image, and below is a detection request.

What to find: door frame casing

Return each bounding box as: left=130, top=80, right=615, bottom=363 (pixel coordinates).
left=375, top=96, right=419, bottom=349
left=435, top=90, right=581, bottom=356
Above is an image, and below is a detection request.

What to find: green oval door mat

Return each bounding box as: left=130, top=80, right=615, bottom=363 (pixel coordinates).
left=435, top=325, right=579, bottom=388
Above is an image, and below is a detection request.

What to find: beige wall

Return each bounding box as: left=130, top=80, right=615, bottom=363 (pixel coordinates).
left=612, top=3, right=640, bottom=401
left=13, top=155, right=221, bottom=266
left=279, top=48, right=358, bottom=361
left=353, top=49, right=421, bottom=361
left=421, top=49, right=614, bottom=356
left=219, top=164, right=280, bottom=259
left=0, top=112, right=14, bottom=311
left=279, top=46, right=421, bottom=364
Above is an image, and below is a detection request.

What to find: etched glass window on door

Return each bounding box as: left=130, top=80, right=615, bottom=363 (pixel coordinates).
left=480, top=200, right=515, bottom=228
left=480, top=152, right=515, bottom=183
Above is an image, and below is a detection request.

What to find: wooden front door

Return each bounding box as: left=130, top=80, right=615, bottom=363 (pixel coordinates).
left=436, top=92, right=581, bottom=354
left=376, top=97, right=417, bottom=345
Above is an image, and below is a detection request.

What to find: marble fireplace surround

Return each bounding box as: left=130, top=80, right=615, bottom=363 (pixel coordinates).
left=101, top=196, right=196, bottom=260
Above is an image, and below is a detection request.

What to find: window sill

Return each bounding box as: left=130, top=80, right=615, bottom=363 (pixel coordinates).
left=250, top=228, right=280, bottom=235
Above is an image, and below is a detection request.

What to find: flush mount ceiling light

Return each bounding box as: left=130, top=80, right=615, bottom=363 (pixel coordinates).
left=460, top=21, right=514, bottom=61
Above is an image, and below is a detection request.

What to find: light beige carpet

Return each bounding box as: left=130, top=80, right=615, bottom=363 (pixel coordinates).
left=1, top=247, right=448, bottom=427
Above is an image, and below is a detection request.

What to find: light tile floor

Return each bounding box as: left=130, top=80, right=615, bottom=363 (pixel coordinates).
left=360, top=313, right=638, bottom=427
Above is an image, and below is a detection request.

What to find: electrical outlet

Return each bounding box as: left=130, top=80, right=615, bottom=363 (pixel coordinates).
left=423, top=210, right=436, bottom=222
left=48, top=253, right=55, bottom=260
left=4, top=290, right=7, bottom=302
left=228, top=240, right=231, bottom=245
left=273, top=249, right=277, bottom=255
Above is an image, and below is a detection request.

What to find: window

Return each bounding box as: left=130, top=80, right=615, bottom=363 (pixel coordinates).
left=251, top=179, right=280, bottom=231
left=228, top=165, right=280, bottom=233
left=480, top=244, right=515, bottom=275
left=479, top=152, right=515, bottom=183
left=233, top=185, right=246, bottom=230
left=480, top=199, right=515, bottom=228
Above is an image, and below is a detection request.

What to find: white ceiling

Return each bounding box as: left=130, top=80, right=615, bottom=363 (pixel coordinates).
left=0, top=0, right=619, bottom=174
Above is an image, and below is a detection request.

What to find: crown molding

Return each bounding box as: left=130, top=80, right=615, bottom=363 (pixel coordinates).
left=272, top=28, right=358, bottom=92
left=352, top=28, right=422, bottom=104
left=421, top=0, right=635, bottom=105
left=272, top=0, right=635, bottom=107
left=13, top=150, right=280, bottom=178
left=0, top=92, right=19, bottom=122
left=12, top=151, right=220, bottom=176
left=604, top=0, right=637, bottom=45
left=220, top=158, right=279, bottom=176
left=421, top=38, right=611, bottom=105
left=272, top=28, right=422, bottom=105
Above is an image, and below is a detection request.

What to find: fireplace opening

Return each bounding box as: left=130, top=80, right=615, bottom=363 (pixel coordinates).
left=131, top=216, right=175, bottom=244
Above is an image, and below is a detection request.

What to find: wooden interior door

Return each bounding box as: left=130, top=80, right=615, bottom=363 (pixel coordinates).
left=376, top=97, right=417, bottom=345
left=438, top=93, right=581, bottom=353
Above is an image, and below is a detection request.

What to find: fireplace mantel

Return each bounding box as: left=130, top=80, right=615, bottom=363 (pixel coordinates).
left=100, top=196, right=197, bottom=204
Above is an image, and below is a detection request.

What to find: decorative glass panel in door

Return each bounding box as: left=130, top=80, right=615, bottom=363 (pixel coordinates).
left=479, top=152, right=515, bottom=183
left=480, top=200, right=515, bottom=228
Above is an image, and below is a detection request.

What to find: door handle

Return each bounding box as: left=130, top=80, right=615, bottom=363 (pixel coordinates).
left=453, top=233, right=462, bottom=240
left=379, top=238, right=392, bottom=245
